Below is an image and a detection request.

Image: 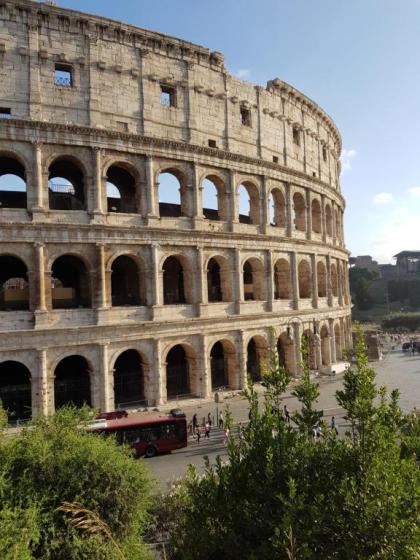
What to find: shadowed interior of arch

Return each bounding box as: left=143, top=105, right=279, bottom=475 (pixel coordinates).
left=0, top=256, right=29, bottom=310
left=0, top=156, right=27, bottom=209
left=106, top=165, right=137, bottom=213
left=51, top=255, right=90, bottom=309
left=48, top=158, right=85, bottom=211
left=54, top=355, right=91, bottom=409
left=114, top=350, right=145, bottom=407
left=0, top=360, right=31, bottom=422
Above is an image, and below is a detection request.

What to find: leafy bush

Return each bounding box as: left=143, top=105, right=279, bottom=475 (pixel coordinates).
left=382, top=312, right=420, bottom=331
left=0, top=407, right=154, bottom=560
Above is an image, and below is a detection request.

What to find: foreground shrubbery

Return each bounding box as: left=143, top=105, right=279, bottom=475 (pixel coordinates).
left=0, top=407, right=154, bottom=560
left=382, top=312, right=420, bottom=332
left=158, top=327, right=420, bottom=559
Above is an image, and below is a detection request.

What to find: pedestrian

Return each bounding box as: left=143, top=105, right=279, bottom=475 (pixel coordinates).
left=204, top=421, right=210, bottom=439
left=283, top=404, right=290, bottom=423
left=207, top=412, right=212, bottom=427
left=330, top=415, right=338, bottom=435
left=219, top=411, right=224, bottom=429
left=223, top=426, right=230, bottom=445
left=192, top=413, right=198, bottom=432
left=195, top=426, right=201, bottom=443
left=238, top=422, right=244, bottom=441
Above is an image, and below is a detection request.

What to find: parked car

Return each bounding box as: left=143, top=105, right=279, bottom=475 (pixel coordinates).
left=96, top=410, right=128, bottom=420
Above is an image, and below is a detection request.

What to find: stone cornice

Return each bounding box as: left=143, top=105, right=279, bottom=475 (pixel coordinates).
left=0, top=119, right=345, bottom=206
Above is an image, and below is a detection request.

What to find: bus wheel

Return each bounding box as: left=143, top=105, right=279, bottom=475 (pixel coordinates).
left=145, top=445, right=156, bottom=458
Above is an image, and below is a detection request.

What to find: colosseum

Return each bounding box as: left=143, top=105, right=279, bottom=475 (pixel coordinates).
left=0, top=0, right=351, bottom=421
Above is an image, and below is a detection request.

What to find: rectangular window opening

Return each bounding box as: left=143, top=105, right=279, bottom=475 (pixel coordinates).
left=240, top=107, right=251, bottom=127
left=54, top=63, right=73, bottom=87
left=292, top=127, right=300, bottom=146
left=160, top=84, right=176, bottom=108
left=273, top=156, right=279, bottom=164
left=0, top=108, right=11, bottom=119
left=116, top=121, right=128, bottom=132
left=208, top=139, right=217, bottom=148
left=322, top=146, right=327, bottom=162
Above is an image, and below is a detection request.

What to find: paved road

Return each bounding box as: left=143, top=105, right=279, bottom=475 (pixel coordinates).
left=145, top=349, right=420, bottom=486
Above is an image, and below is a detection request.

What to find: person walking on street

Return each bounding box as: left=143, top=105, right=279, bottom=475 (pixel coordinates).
left=238, top=422, right=244, bottom=441
left=192, top=413, right=198, bottom=432
left=204, top=421, right=210, bottom=439
left=207, top=412, right=212, bottom=428
left=283, top=404, right=290, bottom=423
left=330, top=416, right=338, bottom=436
left=223, top=426, right=230, bottom=445
left=219, top=411, right=224, bottom=429
left=195, top=426, right=201, bottom=443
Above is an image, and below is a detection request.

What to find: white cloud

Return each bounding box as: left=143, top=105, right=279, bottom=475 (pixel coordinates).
left=235, top=68, right=250, bottom=79
left=373, top=192, right=393, bottom=205
left=340, top=148, right=356, bottom=172
left=408, top=186, right=420, bottom=197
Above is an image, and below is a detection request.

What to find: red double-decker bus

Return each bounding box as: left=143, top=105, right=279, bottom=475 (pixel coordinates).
left=89, top=411, right=188, bottom=458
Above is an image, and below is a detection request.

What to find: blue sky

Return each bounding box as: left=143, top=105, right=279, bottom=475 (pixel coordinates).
left=40, top=1, right=420, bottom=263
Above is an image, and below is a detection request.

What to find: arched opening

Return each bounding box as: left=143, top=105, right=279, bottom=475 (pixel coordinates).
left=51, top=255, right=90, bottom=309
left=202, top=176, right=225, bottom=221
left=48, top=157, right=85, bottom=211
left=274, top=259, right=291, bottom=300
left=298, top=260, right=312, bottom=299
left=247, top=337, right=268, bottom=383
left=320, top=326, right=331, bottom=367
left=301, top=330, right=317, bottom=370
left=0, top=155, right=27, bottom=209
left=268, top=188, right=286, bottom=227
left=243, top=258, right=264, bottom=301
left=207, top=258, right=221, bottom=302
left=277, top=332, right=295, bottom=375
left=106, top=165, right=137, bottom=213
left=114, top=350, right=145, bottom=408
left=166, top=345, right=190, bottom=399
left=331, top=263, right=338, bottom=297
left=111, top=255, right=143, bottom=307
left=210, top=340, right=236, bottom=390
left=0, top=256, right=29, bottom=311
left=325, top=204, right=333, bottom=237
left=54, top=355, right=91, bottom=409
left=293, top=192, right=306, bottom=232
left=163, top=256, right=187, bottom=304
left=311, top=199, right=322, bottom=233
left=159, top=170, right=184, bottom=218
left=238, top=182, right=260, bottom=225
left=334, top=324, right=342, bottom=360
left=0, top=361, right=31, bottom=422
left=317, top=261, right=327, bottom=298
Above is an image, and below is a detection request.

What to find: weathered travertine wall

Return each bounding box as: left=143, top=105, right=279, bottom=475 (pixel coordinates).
left=0, top=0, right=351, bottom=418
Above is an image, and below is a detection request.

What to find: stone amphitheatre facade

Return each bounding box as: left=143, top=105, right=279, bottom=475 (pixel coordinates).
left=0, top=0, right=351, bottom=420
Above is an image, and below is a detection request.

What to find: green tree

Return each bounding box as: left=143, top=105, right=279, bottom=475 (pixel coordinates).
left=0, top=407, right=154, bottom=560
left=166, top=326, right=420, bottom=559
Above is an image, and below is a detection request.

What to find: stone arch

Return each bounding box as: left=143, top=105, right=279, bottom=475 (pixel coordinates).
left=206, top=255, right=231, bottom=302
left=237, top=181, right=260, bottom=225
left=158, top=167, right=188, bottom=218
left=105, top=162, right=139, bottom=214
left=311, top=198, right=322, bottom=233
left=320, top=325, right=331, bottom=366
left=51, top=254, right=91, bottom=309
left=0, top=360, right=32, bottom=422
left=0, top=153, right=27, bottom=209
left=325, top=203, right=333, bottom=237
left=0, top=255, right=29, bottom=311
left=334, top=323, right=342, bottom=360
left=165, top=343, right=196, bottom=399
left=48, top=155, right=86, bottom=211
left=162, top=254, right=192, bottom=305
left=111, top=254, right=145, bottom=306
left=54, top=355, right=92, bottom=409
left=113, top=349, right=145, bottom=407
left=277, top=332, right=295, bottom=375
left=268, top=187, right=286, bottom=227
left=298, top=259, right=312, bottom=299
left=243, top=257, right=265, bottom=301
left=274, top=258, right=291, bottom=300
left=210, top=339, right=237, bottom=390
left=293, top=192, right=306, bottom=231
left=331, top=263, right=338, bottom=297
left=246, top=335, right=268, bottom=383
left=317, top=261, right=327, bottom=297
left=202, top=174, right=228, bottom=221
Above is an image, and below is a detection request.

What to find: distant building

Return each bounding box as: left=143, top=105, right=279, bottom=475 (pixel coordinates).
left=394, top=251, right=420, bottom=275
left=350, top=255, right=380, bottom=276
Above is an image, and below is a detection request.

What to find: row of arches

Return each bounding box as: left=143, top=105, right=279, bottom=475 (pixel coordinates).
left=0, top=322, right=347, bottom=421
left=0, top=153, right=344, bottom=240
left=0, top=253, right=348, bottom=311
